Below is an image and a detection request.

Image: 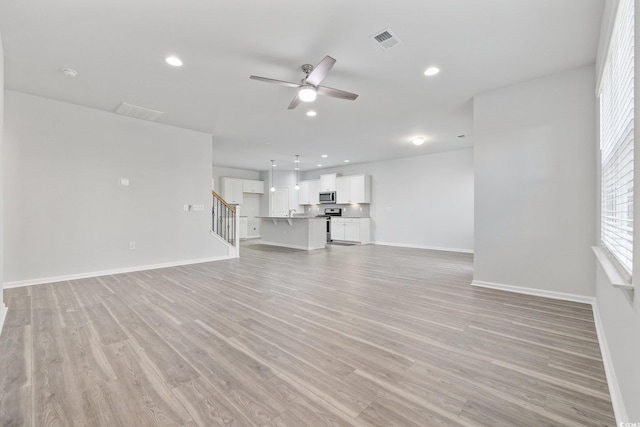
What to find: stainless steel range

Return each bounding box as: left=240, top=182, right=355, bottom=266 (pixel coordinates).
left=317, top=207, right=342, bottom=242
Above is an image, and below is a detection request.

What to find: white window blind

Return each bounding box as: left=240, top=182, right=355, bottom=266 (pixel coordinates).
left=600, top=0, right=634, bottom=277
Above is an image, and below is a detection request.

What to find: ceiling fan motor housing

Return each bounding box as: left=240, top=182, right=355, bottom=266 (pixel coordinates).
left=301, top=64, right=314, bottom=77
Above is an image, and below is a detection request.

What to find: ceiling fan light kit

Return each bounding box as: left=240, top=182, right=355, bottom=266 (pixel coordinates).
left=298, top=85, right=317, bottom=102
left=250, top=55, right=358, bottom=109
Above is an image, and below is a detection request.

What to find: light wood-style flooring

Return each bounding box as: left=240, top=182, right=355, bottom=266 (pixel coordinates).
left=0, top=242, right=615, bottom=426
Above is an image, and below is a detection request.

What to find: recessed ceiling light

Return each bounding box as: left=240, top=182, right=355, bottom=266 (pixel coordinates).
left=61, top=68, right=78, bottom=78
left=424, top=67, right=440, bottom=76
left=344, top=160, right=350, bottom=163
left=306, top=111, right=317, bottom=117
left=412, top=137, right=426, bottom=146
left=165, top=56, right=183, bottom=67
left=317, top=164, right=323, bottom=167
left=321, top=154, right=328, bottom=158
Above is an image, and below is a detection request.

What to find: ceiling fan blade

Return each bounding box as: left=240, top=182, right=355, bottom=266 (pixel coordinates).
left=305, top=56, right=336, bottom=86
left=249, top=75, right=301, bottom=88
left=316, top=85, right=358, bottom=101
left=287, top=93, right=302, bottom=110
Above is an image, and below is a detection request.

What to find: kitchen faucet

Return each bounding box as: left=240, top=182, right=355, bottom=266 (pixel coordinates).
left=288, top=209, right=296, bottom=217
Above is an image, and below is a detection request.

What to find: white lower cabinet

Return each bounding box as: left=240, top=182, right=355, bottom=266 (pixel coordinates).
left=331, top=218, right=371, bottom=243
left=239, top=217, right=248, bottom=239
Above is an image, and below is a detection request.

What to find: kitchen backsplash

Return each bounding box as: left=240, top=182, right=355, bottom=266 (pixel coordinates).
left=304, top=204, right=370, bottom=217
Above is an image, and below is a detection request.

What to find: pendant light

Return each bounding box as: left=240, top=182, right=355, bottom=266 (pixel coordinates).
left=294, top=155, right=300, bottom=190
left=270, top=160, right=276, bottom=192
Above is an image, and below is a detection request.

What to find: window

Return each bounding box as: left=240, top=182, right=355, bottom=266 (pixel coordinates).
left=599, top=0, right=634, bottom=277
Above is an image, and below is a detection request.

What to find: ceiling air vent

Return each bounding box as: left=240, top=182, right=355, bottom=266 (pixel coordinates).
left=371, top=28, right=402, bottom=51
left=115, top=102, right=164, bottom=121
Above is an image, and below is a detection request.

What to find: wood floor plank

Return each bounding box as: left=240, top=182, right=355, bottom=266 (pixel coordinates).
left=82, top=302, right=129, bottom=345
left=170, top=376, right=257, bottom=427
left=147, top=318, right=284, bottom=425
left=3, top=295, right=31, bottom=329
left=261, top=374, right=363, bottom=427
left=229, top=328, right=374, bottom=419
left=101, top=293, right=201, bottom=388
left=32, top=308, right=88, bottom=425
left=102, top=340, right=193, bottom=426
left=0, top=241, right=616, bottom=426
left=0, top=325, right=31, bottom=427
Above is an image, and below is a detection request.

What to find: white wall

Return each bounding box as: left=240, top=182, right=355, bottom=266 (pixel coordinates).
left=3, top=91, right=230, bottom=285
left=303, top=148, right=474, bottom=252
left=595, top=269, right=639, bottom=422
left=590, top=2, right=640, bottom=420
left=0, top=33, right=6, bottom=330
left=473, top=65, right=597, bottom=297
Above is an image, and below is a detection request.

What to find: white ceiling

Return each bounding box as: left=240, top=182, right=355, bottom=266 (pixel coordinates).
left=0, top=0, right=605, bottom=172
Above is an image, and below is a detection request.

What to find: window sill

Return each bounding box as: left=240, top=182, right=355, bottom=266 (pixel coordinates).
left=592, top=246, right=634, bottom=290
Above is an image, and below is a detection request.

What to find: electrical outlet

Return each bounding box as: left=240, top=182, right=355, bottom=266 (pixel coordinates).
left=129, top=242, right=136, bottom=250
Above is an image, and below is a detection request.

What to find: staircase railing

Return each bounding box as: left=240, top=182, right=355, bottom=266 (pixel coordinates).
left=212, top=191, right=237, bottom=246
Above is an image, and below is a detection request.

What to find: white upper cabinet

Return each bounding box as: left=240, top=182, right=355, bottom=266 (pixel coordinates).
left=320, top=173, right=337, bottom=192
left=298, top=180, right=320, bottom=205
left=350, top=175, right=370, bottom=203
left=336, top=176, right=350, bottom=204
left=220, top=177, right=244, bottom=204
left=336, top=175, right=371, bottom=204
left=242, top=179, right=264, bottom=194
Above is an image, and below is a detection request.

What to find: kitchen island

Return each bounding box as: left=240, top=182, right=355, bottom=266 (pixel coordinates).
left=258, top=216, right=326, bottom=250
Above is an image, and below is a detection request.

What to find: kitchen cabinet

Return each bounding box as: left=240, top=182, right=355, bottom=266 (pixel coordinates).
left=331, top=217, right=371, bottom=243
left=336, top=175, right=371, bottom=204
left=320, top=173, right=337, bottom=192
left=298, top=180, right=320, bottom=205
left=344, top=219, right=360, bottom=241
left=336, top=177, right=350, bottom=204
left=220, top=177, right=243, bottom=204
left=242, top=179, right=264, bottom=194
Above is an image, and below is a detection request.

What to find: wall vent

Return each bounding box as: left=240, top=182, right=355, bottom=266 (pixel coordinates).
left=115, top=102, right=164, bottom=121
left=371, top=28, right=402, bottom=51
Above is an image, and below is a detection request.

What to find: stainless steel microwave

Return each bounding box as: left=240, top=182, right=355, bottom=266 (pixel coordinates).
left=319, top=191, right=336, bottom=203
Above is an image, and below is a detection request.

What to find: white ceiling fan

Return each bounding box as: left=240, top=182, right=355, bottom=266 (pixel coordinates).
left=250, top=55, right=358, bottom=110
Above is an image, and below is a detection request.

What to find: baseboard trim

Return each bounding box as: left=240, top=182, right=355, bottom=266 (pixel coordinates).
left=592, top=301, right=628, bottom=424
left=470, top=280, right=594, bottom=304
left=373, top=241, right=474, bottom=254
left=471, top=279, right=627, bottom=424
left=3, top=255, right=234, bottom=289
